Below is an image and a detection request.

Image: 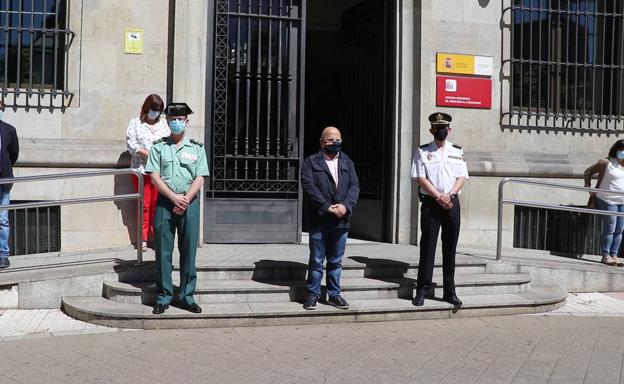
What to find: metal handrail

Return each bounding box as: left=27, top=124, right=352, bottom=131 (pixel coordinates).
left=0, top=169, right=144, bottom=263
left=496, top=177, right=624, bottom=261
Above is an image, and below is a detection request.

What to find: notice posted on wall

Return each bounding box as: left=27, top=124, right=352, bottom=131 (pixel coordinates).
left=124, top=28, right=144, bottom=54
left=435, top=75, right=492, bottom=109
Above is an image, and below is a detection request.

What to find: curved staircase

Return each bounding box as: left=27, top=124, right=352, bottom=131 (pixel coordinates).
left=62, top=247, right=567, bottom=329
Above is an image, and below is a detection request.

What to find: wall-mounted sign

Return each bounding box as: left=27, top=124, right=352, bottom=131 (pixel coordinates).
left=436, top=75, right=492, bottom=109
left=124, top=28, right=144, bottom=54
left=436, top=53, right=493, bottom=76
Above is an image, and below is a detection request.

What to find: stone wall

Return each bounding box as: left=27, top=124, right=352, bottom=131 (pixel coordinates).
left=4, top=0, right=172, bottom=252
left=411, top=0, right=611, bottom=248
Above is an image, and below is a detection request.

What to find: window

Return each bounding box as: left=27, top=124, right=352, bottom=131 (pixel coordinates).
left=503, top=0, right=624, bottom=133
left=9, top=202, right=61, bottom=255
left=0, top=0, right=74, bottom=110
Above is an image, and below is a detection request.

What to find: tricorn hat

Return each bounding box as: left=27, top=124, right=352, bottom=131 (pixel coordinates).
left=164, top=102, right=193, bottom=116
left=428, top=112, right=452, bottom=125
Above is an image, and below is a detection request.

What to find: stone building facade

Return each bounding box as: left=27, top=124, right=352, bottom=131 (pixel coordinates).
left=1, top=0, right=614, bottom=253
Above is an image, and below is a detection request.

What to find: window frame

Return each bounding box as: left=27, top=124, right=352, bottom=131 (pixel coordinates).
left=0, top=0, right=75, bottom=111
left=502, top=0, right=624, bottom=134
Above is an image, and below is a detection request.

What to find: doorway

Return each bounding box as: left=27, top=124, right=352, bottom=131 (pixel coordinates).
left=304, top=0, right=395, bottom=242
left=203, top=0, right=395, bottom=243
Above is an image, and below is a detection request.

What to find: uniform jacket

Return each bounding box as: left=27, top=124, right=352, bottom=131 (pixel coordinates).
left=411, top=141, right=468, bottom=195
left=0, top=120, right=19, bottom=191
left=301, top=150, right=359, bottom=229
left=145, top=136, right=210, bottom=194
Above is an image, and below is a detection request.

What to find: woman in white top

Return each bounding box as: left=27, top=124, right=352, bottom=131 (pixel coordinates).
left=585, top=139, right=624, bottom=266
left=126, top=94, right=170, bottom=250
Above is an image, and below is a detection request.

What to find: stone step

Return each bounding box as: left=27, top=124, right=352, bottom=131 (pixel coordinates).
left=61, top=286, right=568, bottom=329
left=177, top=260, right=488, bottom=281
left=105, top=273, right=532, bottom=305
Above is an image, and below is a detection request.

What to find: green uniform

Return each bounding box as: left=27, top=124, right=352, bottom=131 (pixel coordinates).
left=145, top=136, right=209, bottom=306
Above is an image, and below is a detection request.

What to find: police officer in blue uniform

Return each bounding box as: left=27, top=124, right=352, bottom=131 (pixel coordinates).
left=146, top=102, right=210, bottom=315
left=411, top=112, right=469, bottom=307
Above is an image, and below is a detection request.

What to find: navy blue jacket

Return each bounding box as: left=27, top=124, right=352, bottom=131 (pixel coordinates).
left=301, top=150, right=359, bottom=229
left=0, top=120, right=19, bottom=191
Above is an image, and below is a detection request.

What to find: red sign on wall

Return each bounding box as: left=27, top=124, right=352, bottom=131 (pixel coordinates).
left=436, top=75, right=492, bottom=109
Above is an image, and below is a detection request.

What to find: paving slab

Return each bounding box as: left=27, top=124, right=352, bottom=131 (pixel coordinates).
left=3, top=315, right=624, bottom=383
left=0, top=309, right=119, bottom=340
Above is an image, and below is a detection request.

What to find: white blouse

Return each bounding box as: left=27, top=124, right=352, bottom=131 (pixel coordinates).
left=597, top=157, right=624, bottom=205
left=126, top=116, right=170, bottom=174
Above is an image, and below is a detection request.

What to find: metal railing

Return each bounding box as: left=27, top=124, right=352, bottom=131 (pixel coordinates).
left=0, top=169, right=144, bottom=263
left=497, top=177, right=624, bottom=261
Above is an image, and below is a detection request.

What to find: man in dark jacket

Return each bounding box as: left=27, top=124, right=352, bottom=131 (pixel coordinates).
left=301, top=126, right=359, bottom=310
left=0, top=101, right=19, bottom=269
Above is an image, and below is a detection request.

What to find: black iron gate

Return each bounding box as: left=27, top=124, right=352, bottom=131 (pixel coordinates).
left=205, top=0, right=305, bottom=242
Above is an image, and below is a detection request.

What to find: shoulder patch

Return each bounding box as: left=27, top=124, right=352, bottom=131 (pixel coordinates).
left=452, top=144, right=462, bottom=149
left=419, top=144, right=429, bottom=149
left=190, top=139, right=204, bottom=147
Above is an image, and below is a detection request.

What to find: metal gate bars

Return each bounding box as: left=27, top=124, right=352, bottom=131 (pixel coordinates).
left=205, top=0, right=305, bottom=243
left=210, top=0, right=304, bottom=197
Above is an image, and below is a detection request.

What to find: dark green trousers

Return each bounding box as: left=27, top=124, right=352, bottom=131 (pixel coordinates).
left=153, top=195, right=200, bottom=306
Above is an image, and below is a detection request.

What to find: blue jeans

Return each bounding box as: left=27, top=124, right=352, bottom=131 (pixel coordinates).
left=597, top=198, right=624, bottom=257
left=0, top=189, right=9, bottom=259
left=307, top=228, right=348, bottom=298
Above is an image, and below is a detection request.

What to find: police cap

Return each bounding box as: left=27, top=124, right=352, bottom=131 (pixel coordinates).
left=164, top=102, right=193, bottom=116
left=428, top=112, right=452, bottom=125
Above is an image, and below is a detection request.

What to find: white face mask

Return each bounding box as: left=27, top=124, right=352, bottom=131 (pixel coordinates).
left=169, top=119, right=186, bottom=134
left=147, top=109, right=161, bottom=120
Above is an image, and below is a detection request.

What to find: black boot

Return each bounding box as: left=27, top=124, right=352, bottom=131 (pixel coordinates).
left=412, top=290, right=425, bottom=306
left=443, top=293, right=463, bottom=307
left=413, top=287, right=432, bottom=306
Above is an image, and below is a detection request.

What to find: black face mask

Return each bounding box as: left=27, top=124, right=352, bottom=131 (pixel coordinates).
left=323, top=143, right=342, bottom=155
left=433, top=128, right=448, bottom=141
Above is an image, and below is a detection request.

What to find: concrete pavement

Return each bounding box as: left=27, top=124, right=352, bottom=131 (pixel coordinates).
left=2, top=241, right=624, bottom=382
left=0, top=309, right=122, bottom=341
left=1, top=311, right=624, bottom=383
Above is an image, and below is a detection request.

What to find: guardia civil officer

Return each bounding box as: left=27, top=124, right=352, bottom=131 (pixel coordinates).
left=145, top=102, right=210, bottom=315
left=411, top=112, right=468, bottom=308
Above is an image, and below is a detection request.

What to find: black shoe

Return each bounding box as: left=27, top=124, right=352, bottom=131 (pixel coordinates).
left=303, top=294, right=319, bottom=310
left=327, top=295, right=349, bottom=309
left=178, top=302, right=202, bottom=313
left=443, top=293, right=463, bottom=307
left=0, top=258, right=9, bottom=269
left=152, top=303, right=169, bottom=314
left=412, top=290, right=425, bottom=306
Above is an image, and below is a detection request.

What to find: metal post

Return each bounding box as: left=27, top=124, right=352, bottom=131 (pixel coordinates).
left=496, top=178, right=509, bottom=261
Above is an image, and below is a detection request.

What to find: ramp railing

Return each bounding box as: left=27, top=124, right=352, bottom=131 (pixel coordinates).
left=0, top=169, right=144, bottom=263
left=497, top=178, right=624, bottom=261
